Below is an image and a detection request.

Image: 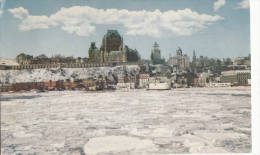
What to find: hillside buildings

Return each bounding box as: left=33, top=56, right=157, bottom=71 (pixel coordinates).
left=116, top=74, right=138, bottom=89
left=15, top=30, right=130, bottom=65
left=168, top=48, right=190, bottom=72
left=139, top=74, right=150, bottom=88
left=233, top=56, right=251, bottom=67
left=1, top=28, right=252, bottom=90
left=16, top=53, right=33, bottom=65
left=16, top=53, right=87, bottom=65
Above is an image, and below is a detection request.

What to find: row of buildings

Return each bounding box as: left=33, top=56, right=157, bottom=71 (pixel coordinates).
left=168, top=48, right=190, bottom=72
left=13, top=29, right=250, bottom=76
left=15, top=30, right=134, bottom=65
left=1, top=29, right=251, bottom=91
left=1, top=67, right=250, bottom=92
left=147, top=41, right=251, bottom=87
left=0, top=63, right=251, bottom=92
left=151, top=42, right=250, bottom=72
left=194, top=69, right=251, bottom=87
left=0, top=78, right=114, bottom=92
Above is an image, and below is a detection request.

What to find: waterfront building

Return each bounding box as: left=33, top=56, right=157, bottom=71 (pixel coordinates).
left=220, top=70, right=251, bottom=85
left=197, top=72, right=213, bottom=87
left=139, top=74, right=150, bottom=88
left=147, top=76, right=170, bottom=90
left=116, top=74, right=135, bottom=89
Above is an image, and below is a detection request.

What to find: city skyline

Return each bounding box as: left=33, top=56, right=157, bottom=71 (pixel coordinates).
left=0, top=0, right=250, bottom=59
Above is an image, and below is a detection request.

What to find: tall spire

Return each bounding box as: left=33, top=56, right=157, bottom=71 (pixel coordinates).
left=192, top=50, right=196, bottom=63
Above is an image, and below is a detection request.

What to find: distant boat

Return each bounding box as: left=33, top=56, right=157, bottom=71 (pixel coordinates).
left=147, top=77, right=170, bottom=90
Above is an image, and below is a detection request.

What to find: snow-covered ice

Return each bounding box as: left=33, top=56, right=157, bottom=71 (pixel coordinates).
left=84, top=136, right=155, bottom=155
left=0, top=87, right=251, bottom=154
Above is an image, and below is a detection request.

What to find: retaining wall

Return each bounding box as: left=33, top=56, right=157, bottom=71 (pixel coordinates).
left=0, top=62, right=141, bottom=70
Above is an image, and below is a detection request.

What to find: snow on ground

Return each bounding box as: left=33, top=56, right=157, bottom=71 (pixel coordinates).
left=0, top=87, right=251, bottom=154
left=0, top=57, right=19, bottom=66
left=0, top=65, right=140, bottom=83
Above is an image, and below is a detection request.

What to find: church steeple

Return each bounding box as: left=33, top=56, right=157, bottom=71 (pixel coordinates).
left=192, top=50, right=196, bottom=63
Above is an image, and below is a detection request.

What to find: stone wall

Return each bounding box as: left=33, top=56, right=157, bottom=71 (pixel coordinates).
left=0, top=62, right=142, bottom=70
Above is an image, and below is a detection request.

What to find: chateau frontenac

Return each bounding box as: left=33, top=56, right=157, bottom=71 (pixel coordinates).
left=88, top=30, right=127, bottom=63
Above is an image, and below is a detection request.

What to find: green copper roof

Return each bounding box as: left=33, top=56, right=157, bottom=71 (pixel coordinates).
left=153, top=42, right=159, bottom=47
left=103, top=30, right=122, bottom=40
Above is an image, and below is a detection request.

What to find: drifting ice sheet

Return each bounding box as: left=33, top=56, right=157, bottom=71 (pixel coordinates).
left=0, top=87, right=251, bottom=154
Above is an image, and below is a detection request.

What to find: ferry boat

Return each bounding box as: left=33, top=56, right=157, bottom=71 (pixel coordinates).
left=147, top=77, right=170, bottom=90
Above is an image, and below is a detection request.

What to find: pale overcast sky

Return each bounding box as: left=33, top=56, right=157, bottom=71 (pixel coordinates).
left=0, top=0, right=250, bottom=59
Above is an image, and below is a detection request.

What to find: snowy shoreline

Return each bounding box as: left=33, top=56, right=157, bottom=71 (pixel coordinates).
left=0, top=66, right=140, bottom=84
left=0, top=86, right=251, bottom=96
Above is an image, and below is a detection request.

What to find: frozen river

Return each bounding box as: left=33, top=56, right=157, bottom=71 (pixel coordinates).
left=1, top=87, right=251, bottom=154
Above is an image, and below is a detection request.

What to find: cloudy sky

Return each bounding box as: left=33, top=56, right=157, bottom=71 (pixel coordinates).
left=0, top=0, right=250, bottom=59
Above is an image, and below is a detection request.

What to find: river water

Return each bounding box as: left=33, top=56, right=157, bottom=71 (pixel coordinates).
left=1, top=87, right=251, bottom=154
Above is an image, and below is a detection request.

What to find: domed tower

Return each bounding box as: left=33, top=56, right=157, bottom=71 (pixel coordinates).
left=176, top=47, right=183, bottom=57
left=150, top=42, right=162, bottom=64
